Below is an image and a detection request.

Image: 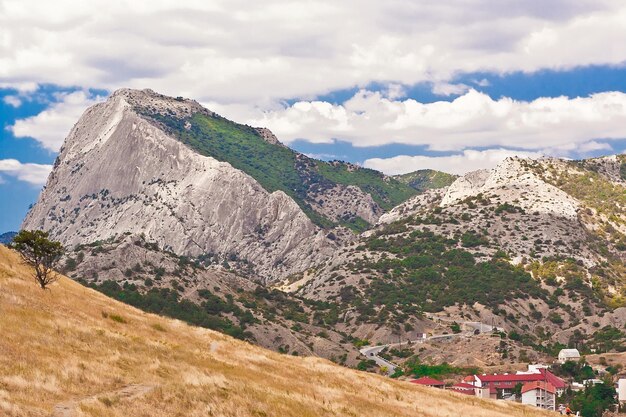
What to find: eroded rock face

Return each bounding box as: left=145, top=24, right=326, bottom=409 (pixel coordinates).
left=442, top=157, right=580, bottom=219
left=23, top=89, right=335, bottom=282
left=307, top=184, right=383, bottom=225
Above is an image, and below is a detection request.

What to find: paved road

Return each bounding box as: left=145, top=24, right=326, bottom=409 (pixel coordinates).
left=359, top=344, right=399, bottom=375
left=359, top=317, right=502, bottom=376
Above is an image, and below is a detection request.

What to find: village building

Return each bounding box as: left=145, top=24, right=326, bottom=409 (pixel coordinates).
left=557, top=348, right=581, bottom=364
left=449, top=383, right=478, bottom=396
left=616, top=379, right=625, bottom=404
left=462, top=367, right=566, bottom=399
left=409, top=377, right=445, bottom=388
left=521, top=381, right=557, bottom=410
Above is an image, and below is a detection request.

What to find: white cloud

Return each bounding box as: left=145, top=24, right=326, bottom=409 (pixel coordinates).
left=0, top=82, right=38, bottom=93
left=473, top=78, right=491, bottom=87
left=0, top=1, right=624, bottom=103
left=431, top=82, right=470, bottom=96
left=0, top=159, right=52, bottom=186
left=9, top=91, right=103, bottom=151
left=3, top=95, right=21, bottom=107
left=577, top=141, right=613, bottom=153
left=384, top=84, right=407, bottom=100
left=245, top=89, right=626, bottom=152
left=363, top=149, right=545, bottom=176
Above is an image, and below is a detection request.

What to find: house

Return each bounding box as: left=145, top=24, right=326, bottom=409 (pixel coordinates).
left=557, top=348, right=581, bottom=364
left=539, top=368, right=568, bottom=396
left=521, top=381, right=556, bottom=410
left=618, top=379, right=625, bottom=404
left=463, top=368, right=567, bottom=400
left=410, top=377, right=445, bottom=388
left=449, top=382, right=478, bottom=396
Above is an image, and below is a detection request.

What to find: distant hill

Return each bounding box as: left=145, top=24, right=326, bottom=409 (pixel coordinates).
left=394, top=169, right=457, bottom=192
left=0, top=231, right=16, bottom=244
left=0, top=245, right=551, bottom=417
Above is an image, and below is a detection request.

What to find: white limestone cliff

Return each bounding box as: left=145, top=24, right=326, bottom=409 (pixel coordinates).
left=23, top=89, right=335, bottom=282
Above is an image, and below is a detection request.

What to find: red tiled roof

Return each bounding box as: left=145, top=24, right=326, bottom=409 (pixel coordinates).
left=450, top=383, right=476, bottom=395
left=451, top=383, right=476, bottom=389
left=539, top=369, right=567, bottom=389
left=410, top=377, right=445, bottom=386
left=450, top=388, right=475, bottom=395
left=476, top=373, right=544, bottom=383
left=521, top=381, right=556, bottom=394
left=467, top=369, right=566, bottom=389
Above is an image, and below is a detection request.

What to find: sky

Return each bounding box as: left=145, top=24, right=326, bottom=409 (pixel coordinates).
left=1, top=0, right=626, bottom=232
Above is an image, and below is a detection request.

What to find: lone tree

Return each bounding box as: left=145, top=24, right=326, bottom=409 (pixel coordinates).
left=11, top=230, right=64, bottom=289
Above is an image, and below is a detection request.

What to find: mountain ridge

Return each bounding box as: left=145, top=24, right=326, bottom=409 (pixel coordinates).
left=291, top=155, right=626, bottom=362
left=23, top=88, right=428, bottom=281
left=0, top=231, right=16, bottom=244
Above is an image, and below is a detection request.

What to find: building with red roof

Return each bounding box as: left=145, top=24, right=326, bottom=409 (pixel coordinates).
left=449, top=382, right=477, bottom=395
left=410, top=377, right=445, bottom=388
left=537, top=368, right=567, bottom=395
left=463, top=368, right=566, bottom=400
left=521, top=381, right=556, bottom=410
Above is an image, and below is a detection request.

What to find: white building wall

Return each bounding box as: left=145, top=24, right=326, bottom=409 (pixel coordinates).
left=618, top=379, right=626, bottom=403
left=521, top=389, right=555, bottom=410
left=522, top=390, right=536, bottom=406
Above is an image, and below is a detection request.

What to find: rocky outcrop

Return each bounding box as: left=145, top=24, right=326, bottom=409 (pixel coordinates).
left=255, top=127, right=284, bottom=146
left=377, top=189, right=445, bottom=225
left=307, top=184, right=383, bottom=225
left=23, top=89, right=335, bottom=282
left=441, top=157, right=580, bottom=219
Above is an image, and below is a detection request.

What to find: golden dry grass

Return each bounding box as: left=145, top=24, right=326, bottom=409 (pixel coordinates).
left=0, top=245, right=553, bottom=417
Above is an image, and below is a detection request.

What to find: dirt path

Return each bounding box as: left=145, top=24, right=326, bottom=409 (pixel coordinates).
left=51, top=384, right=156, bottom=417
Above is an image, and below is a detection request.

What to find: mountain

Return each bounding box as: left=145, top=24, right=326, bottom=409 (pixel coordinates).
left=292, top=156, right=626, bottom=362
left=21, top=87, right=626, bottom=369
left=23, top=89, right=415, bottom=281
left=0, top=245, right=550, bottom=417
left=394, top=169, right=457, bottom=193
left=0, top=231, right=16, bottom=244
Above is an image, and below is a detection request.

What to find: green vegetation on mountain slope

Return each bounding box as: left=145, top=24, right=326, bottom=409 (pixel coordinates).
left=140, top=109, right=417, bottom=229
left=523, top=157, right=626, bottom=293
left=394, top=169, right=457, bottom=192
left=86, top=280, right=252, bottom=340
left=341, top=225, right=549, bottom=318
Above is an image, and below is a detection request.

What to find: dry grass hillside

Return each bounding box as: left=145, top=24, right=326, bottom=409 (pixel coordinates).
left=0, top=245, right=552, bottom=417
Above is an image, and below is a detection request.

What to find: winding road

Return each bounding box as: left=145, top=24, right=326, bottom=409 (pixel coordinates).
left=359, top=318, right=503, bottom=376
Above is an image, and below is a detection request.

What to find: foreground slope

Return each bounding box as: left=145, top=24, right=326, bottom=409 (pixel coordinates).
left=0, top=245, right=550, bottom=417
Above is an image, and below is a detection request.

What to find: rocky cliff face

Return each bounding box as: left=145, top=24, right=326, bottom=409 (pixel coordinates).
left=441, top=157, right=579, bottom=219
left=23, top=89, right=335, bottom=282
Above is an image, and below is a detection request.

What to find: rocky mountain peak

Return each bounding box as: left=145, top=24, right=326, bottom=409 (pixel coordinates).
left=23, top=88, right=340, bottom=281
left=441, top=156, right=579, bottom=219
left=111, top=88, right=213, bottom=119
